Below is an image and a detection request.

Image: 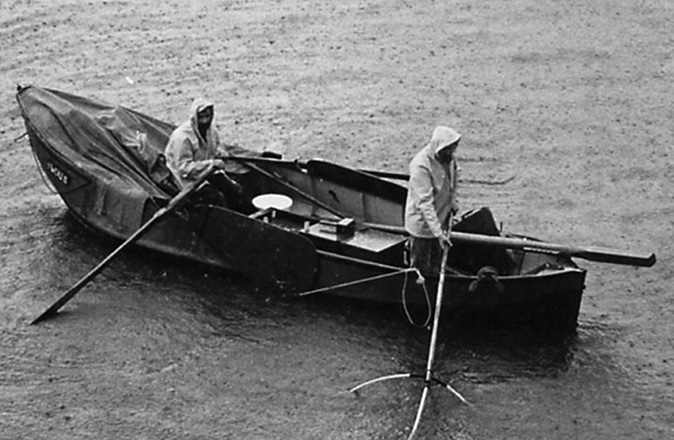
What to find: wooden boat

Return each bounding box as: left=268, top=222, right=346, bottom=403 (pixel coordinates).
left=17, top=85, right=655, bottom=331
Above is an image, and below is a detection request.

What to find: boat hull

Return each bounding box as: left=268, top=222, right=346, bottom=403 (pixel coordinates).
left=18, top=85, right=587, bottom=331
left=311, top=250, right=585, bottom=330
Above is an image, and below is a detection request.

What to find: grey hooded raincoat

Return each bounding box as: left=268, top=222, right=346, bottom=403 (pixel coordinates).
left=404, top=126, right=461, bottom=239
left=164, top=98, right=228, bottom=186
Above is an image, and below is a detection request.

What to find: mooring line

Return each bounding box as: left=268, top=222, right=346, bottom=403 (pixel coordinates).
left=295, top=267, right=416, bottom=297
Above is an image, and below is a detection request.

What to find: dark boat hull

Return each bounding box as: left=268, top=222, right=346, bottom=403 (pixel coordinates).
left=18, top=85, right=587, bottom=331
left=312, top=251, right=585, bottom=330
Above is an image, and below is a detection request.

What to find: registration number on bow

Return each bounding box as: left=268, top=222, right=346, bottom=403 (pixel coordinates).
left=47, top=161, right=70, bottom=185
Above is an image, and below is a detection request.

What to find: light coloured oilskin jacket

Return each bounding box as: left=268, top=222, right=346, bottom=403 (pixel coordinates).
left=404, top=127, right=460, bottom=239
left=164, top=98, right=226, bottom=185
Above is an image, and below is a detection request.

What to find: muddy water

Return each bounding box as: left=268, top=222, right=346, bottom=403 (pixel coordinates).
left=1, top=187, right=671, bottom=440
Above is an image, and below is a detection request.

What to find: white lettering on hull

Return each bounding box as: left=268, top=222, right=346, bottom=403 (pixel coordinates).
left=46, top=161, right=70, bottom=186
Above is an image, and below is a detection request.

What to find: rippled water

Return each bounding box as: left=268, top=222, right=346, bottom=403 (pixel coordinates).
left=2, top=0, right=673, bottom=436
left=1, top=193, right=672, bottom=440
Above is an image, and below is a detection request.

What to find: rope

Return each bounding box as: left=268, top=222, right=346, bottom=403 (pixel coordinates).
left=14, top=132, right=28, bottom=142
left=402, top=268, right=432, bottom=328
left=295, top=267, right=416, bottom=297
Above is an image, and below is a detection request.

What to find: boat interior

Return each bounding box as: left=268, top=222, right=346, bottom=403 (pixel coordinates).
left=220, top=161, right=572, bottom=278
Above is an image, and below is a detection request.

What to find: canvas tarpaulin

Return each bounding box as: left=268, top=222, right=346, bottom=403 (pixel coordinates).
left=17, top=86, right=179, bottom=233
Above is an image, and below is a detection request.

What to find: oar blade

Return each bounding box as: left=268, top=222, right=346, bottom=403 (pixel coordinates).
left=449, top=231, right=657, bottom=268
left=575, top=247, right=656, bottom=267
left=31, top=298, right=69, bottom=325
left=31, top=274, right=96, bottom=324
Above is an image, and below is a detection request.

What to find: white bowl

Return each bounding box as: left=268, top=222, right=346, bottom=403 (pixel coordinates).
left=252, top=193, right=293, bottom=210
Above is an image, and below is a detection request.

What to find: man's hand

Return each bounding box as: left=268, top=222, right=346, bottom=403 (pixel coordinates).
left=229, top=178, right=244, bottom=194
left=219, top=170, right=243, bottom=194
left=438, top=233, right=452, bottom=250
left=450, top=200, right=459, bottom=216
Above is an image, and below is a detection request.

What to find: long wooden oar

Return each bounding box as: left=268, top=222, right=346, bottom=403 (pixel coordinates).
left=449, top=231, right=656, bottom=267
left=364, top=223, right=656, bottom=268
left=31, top=167, right=214, bottom=325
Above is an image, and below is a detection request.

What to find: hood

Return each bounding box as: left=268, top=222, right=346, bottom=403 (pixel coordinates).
left=189, top=98, right=215, bottom=130
left=429, top=126, right=461, bottom=154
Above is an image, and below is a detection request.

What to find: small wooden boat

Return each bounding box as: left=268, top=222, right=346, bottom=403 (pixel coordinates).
left=18, top=85, right=655, bottom=331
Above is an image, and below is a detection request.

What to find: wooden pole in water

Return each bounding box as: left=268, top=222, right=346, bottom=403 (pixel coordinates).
left=347, top=226, right=469, bottom=439
left=406, top=227, right=471, bottom=439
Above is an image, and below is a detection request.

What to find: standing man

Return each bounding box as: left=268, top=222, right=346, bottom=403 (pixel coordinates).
left=165, top=98, right=246, bottom=209
left=404, top=126, right=461, bottom=276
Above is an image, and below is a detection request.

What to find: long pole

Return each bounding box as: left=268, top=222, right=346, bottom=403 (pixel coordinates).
left=31, top=167, right=214, bottom=324
left=363, top=223, right=655, bottom=268
left=407, top=234, right=451, bottom=440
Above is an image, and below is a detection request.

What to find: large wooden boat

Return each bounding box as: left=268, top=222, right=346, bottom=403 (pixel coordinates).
left=19, top=85, right=653, bottom=331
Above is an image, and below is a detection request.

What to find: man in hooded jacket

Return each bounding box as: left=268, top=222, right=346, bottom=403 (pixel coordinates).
left=405, top=126, right=461, bottom=276
left=165, top=99, right=247, bottom=209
